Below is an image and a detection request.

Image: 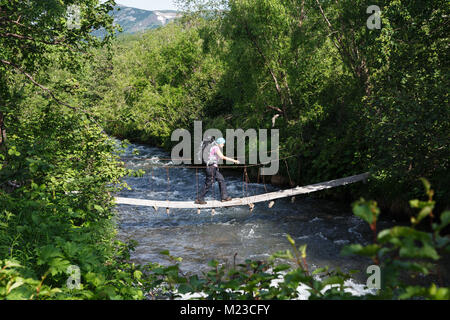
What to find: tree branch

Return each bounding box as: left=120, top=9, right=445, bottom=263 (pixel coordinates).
left=297, top=0, right=306, bottom=28
left=0, top=59, right=97, bottom=120
left=314, top=0, right=366, bottom=86
left=266, top=105, right=283, bottom=113
left=0, top=32, right=65, bottom=45
left=242, top=20, right=290, bottom=121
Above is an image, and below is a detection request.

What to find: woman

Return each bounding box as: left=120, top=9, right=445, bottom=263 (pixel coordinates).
left=195, top=137, right=240, bottom=204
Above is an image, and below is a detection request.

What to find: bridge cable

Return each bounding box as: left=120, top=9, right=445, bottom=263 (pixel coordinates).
left=166, top=167, right=170, bottom=214
left=284, top=159, right=294, bottom=186
left=195, top=168, right=199, bottom=201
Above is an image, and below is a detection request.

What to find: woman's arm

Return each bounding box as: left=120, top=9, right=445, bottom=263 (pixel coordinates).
left=216, top=148, right=240, bottom=164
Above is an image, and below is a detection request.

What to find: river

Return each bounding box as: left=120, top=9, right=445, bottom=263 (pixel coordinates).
left=114, top=140, right=398, bottom=297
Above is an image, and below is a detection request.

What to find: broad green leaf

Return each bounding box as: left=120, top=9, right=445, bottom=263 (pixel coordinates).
left=341, top=244, right=380, bottom=257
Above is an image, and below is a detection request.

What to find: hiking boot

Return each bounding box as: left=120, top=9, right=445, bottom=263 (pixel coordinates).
left=221, top=197, right=232, bottom=202
left=195, top=199, right=207, bottom=205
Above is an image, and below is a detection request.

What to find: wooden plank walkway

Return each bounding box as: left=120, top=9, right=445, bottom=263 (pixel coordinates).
left=115, top=172, right=369, bottom=209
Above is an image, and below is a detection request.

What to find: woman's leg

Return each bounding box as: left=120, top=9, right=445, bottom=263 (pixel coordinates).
left=198, top=166, right=215, bottom=201
left=215, top=169, right=230, bottom=200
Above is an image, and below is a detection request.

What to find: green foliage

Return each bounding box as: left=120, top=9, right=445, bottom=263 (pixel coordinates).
left=0, top=0, right=118, bottom=87
left=1, top=0, right=448, bottom=301
left=342, top=179, right=450, bottom=300
left=361, top=0, right=450, bottom=209
left=0, top=100, right=146, bottom=299
left=0, top=0, right=148, bottom=300
left=85, top=22, right=225, bottom=148
left=138, top=181, right=449, bottom=300
left=132, top=237, right=357, bottom=300
left=103, top=0, right=448, bottom=213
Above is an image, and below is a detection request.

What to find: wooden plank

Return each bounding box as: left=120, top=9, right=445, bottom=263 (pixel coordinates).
left=114, top=172, right=369, bottom=209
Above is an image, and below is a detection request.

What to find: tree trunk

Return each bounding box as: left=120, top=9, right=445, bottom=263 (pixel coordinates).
left=314, top=0, right=371, bottom=95
left=242, top=22, right=290, bottom=121
left=0, top=111, right=6, bottom=146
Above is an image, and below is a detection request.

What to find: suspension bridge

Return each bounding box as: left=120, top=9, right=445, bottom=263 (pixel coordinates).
left=115, top=172, right=370, bottom=212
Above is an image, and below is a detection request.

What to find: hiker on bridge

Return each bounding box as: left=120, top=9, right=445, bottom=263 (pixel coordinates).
left=195, top=137, right=240, bottom=205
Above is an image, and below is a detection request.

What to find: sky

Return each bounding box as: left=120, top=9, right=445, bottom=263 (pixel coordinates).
left=115, top=0, right=178, bottom=11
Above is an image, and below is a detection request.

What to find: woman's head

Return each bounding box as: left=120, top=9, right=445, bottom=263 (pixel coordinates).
left=216, top=137, right=226, bottom=147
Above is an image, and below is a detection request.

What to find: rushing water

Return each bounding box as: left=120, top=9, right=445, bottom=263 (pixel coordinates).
left=114, top=140, right=397, bottom=295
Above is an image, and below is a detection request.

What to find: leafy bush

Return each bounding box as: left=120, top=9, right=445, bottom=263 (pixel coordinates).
left=116, top=180, right=450, bottom=300
left=0, top=99, right=145, bottom=299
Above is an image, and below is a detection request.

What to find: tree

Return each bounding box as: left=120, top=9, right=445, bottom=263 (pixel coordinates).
left=0, top=0, right=118, bottom=116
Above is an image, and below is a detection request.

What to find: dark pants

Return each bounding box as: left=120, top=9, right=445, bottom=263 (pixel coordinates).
left=198, top=166, right=229, bottom=201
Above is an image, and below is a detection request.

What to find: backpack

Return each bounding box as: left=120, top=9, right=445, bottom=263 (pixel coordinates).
left=197, top=136, right=216, bottom=165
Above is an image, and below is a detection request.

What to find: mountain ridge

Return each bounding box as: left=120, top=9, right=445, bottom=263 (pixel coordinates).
left=102, top=4, right=180, bottom=35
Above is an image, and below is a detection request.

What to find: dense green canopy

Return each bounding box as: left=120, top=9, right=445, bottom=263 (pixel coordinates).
left=90, top=0, right=449, bottom=213
left=0, top=0, right=448, bottom=300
